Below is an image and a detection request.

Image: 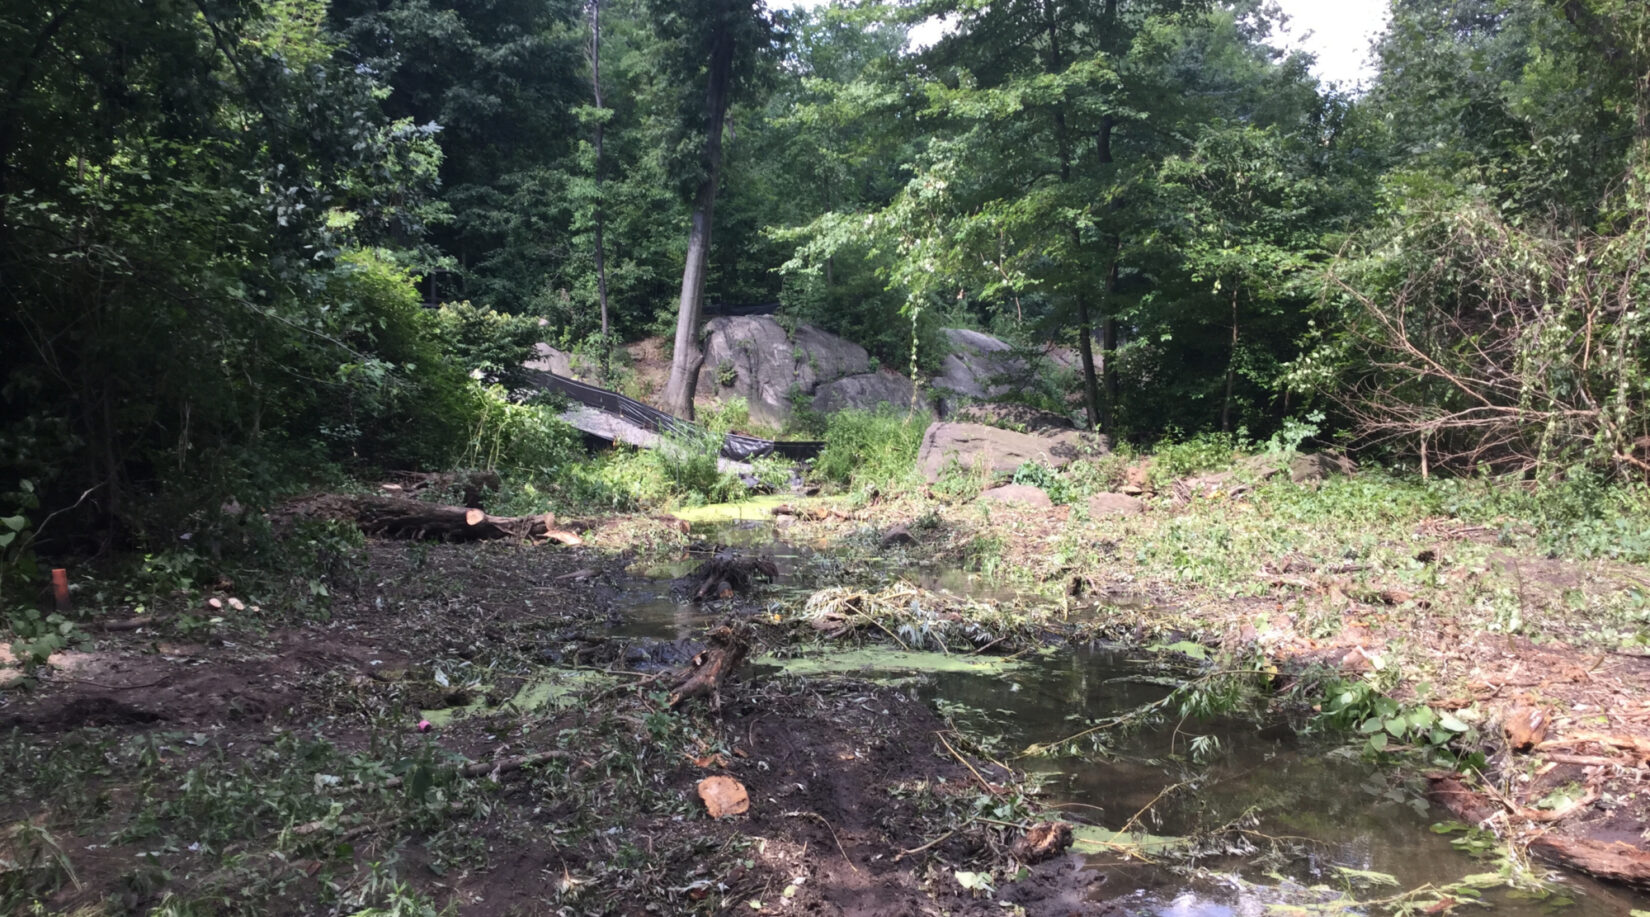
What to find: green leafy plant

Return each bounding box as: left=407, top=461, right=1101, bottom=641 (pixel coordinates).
left=1315, top=678, right=1475, bottom=762
left=0, top=482, right=40, bottom=609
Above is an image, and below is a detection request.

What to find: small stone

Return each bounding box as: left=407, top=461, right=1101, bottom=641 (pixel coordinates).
left=880, top=525, right=918, bottom=548
left=227, top=598, right=245, bottom=611
left=206, top=597, right=223, bottom=610
left=1504, top=705, right=1547, bottom=752
left=1088, top=493, right=1145, bottom=517
left=697, top=775, right=750, bottom=818
left=978, top=484, right=1054, bottom=508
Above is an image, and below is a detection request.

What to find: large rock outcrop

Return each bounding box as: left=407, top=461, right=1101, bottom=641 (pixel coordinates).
left=697, top=316, right=934, bottom=426
left=917, top=422, right=1109, bottom=483
left=525, top=342, right=576, bottom=380
left=812, top=371, right=935, bottom=417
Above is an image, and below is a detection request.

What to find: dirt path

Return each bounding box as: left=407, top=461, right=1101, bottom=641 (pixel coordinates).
left=1, top=538, right=1096, bottom=915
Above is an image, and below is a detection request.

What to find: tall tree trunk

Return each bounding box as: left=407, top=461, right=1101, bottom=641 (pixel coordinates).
left=588, top=0, right=612, bottom=382
left=1046, top=5, right=1104, bottom=430
left=662, top=13, right=736, bottom=421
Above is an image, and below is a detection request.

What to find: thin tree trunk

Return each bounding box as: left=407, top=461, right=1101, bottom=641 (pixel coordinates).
left=1076, top=294, right=1101, bottom=429
left=1092, top=51, right=1120, bottom=433
left=589, top=0, right=612, bottom=382
left=1221, top=285, right=1239, bottom=433
left=662, top=13, right=736, bottom=421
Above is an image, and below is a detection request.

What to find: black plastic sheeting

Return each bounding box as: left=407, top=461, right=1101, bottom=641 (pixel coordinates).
left=530, top=371, right=824, bottom=462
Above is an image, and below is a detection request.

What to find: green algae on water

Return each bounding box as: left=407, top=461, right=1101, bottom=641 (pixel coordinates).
left=758, top=646, right=1030, bottom=679
left=669, top=494, right=807, bottom=525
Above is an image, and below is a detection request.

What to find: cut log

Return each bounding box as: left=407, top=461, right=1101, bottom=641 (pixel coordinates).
left=279, top=494, right=581, bottom=545
left=1430, top=774, right=1650, bottom=887
left=669, top=625, right=749, bottom=709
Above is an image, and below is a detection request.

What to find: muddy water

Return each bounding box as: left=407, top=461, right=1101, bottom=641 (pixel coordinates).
left=613, top=536, right=1644, bottom=917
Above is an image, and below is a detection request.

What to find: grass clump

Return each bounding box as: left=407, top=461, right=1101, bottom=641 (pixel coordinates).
left=813, top=409, right=925, bottom=492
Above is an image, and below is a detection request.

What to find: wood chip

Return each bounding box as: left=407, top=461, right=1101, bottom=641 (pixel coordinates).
left=697, top=776, right=749, bottom=818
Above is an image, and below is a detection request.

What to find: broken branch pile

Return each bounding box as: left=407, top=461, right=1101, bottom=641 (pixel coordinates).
left=379, top=470, right=502, bottom=508
left=803, top=583, right=1033, bottom=652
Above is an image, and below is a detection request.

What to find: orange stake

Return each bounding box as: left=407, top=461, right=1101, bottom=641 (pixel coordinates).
left=51, top=568, right=70, bottom=612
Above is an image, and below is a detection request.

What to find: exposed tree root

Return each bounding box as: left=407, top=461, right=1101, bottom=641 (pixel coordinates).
left=685, top=551, right=777, bottom=601
left=669, top=625, right=750, bottom=709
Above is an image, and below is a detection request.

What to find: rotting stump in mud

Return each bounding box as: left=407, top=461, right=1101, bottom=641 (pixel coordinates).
left=683, top=550, right=777, bottom=602
left=669, top=624, right=751, bottom=710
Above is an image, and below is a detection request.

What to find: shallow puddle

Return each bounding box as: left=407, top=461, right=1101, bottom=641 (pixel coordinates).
left=912, top=647, right=1642, bottom=916
left=614, top=514, right=1645, bottom=916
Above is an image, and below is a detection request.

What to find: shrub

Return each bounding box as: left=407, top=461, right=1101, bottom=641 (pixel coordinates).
left=813, top=409, right=926, bottom=491
left=1149, top=432, right=1241, bottom=486
left=428, top=301, right=543, bottom=389
left=310, top=249, right=479, bottom=472
left=462, top=386, right=584, bottom=479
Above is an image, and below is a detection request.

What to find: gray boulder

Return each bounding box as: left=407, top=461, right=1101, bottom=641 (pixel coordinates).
left=697, top=316, right=870, bottom=426
left=812, top=371, right=935, bottom=417
left=933, top=329, right=1019, bottom=401
left=917, top=421, right=1109, bottom=483
left=525, top=342, right=576, bottom=379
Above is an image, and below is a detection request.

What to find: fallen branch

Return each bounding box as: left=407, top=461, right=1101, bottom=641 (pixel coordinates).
left=380, top=749, right=571, bottom=790
left=380, top=470, right=501, bottom=508
left=1544, top=753, right=1643, bottom=768
left=1430, top=775, right=1650, bottom=886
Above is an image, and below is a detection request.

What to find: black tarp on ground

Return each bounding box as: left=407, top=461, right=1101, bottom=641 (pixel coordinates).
left=528, top=371, right=824, bottom=462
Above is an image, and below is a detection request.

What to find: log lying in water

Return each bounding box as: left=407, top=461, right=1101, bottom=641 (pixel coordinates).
left=279, top=494, right=582, bottom=545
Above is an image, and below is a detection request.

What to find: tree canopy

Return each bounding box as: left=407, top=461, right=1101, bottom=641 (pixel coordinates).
left=4, top=0, right=1649, bottom=543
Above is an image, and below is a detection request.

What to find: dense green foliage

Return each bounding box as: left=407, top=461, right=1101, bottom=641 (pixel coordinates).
left=5, top=0, right=1650, bottom=565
